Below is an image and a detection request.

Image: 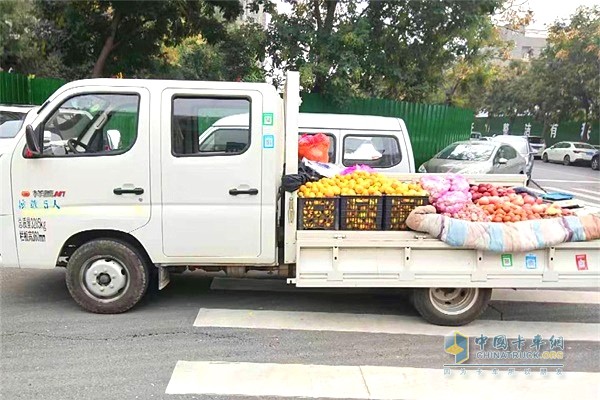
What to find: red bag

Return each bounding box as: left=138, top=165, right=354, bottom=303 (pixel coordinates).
left=298, top=133, right=330, bottom=162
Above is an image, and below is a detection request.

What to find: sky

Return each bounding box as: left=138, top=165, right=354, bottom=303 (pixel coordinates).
left=274, top=0, right=597, bottom=32
left=519, top=0, right=597, bottom=30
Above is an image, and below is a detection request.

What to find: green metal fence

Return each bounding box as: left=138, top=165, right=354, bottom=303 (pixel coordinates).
left=0, top=72, right=65, bottom=105
left=300, top=93, right=474, bottom=168
left=473, top=116, right=599, bottom=147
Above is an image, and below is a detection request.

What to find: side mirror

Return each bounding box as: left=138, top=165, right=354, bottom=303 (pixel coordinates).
left=25, top=125, right=41, bottom=156
left=498, top=158, right=508, bottom=165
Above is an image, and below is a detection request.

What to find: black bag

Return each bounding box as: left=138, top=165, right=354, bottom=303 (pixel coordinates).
left=281, top=164, right=323, bottom=192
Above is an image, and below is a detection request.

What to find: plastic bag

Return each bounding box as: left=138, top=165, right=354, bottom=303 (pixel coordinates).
left=298, top=133, right=330, bottom=163
left=340, top=164, right=376, bottom=175
left=302, top=158, right=343, bottom=178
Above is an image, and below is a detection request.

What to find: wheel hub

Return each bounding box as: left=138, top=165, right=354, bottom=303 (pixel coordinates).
left=429, top=287, right=479, bottom=316
left=84, top=259, right=127, bottom=298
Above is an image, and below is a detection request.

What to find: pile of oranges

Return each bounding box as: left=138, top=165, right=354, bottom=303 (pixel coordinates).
left=298, top=171, right=428, bottom=198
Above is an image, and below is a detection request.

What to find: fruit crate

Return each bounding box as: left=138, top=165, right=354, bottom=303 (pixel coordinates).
left=383, top=196, right=429, bottom=231
left=340, top=196, right=384, bottom=230
left=297, top=197, right=340, bottom=230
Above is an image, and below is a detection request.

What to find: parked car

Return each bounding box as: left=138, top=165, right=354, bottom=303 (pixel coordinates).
left=490, top=135, right=534, bottom=179
left=591, top=150, right=599, bottom=170
left=542, top=141, right=597, bottom=166
left=526, top=135, right=545, bottom=158
left=196, top=112, right=416, bottom=173
left=0, top=104, right=36, bottom=153
left=418, top=140, right=528, bottom=176
left=470, top=131, right=482, bottom=140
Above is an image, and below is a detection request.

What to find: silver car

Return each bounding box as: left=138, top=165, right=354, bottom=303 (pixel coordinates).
left=490, top=135, right=534, bottom=178
left=418, top=140, right=528, bottom=177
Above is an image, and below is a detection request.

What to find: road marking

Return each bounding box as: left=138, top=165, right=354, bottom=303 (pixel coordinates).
left=569, top=188, right=600, bottom=196
left=543, top=187, right=599, bottom=202
left=534, top=179, right=600, bottom=184
left=193, top=308, right=600, bottom=341
left=166, top=360, right=600, bottom=399
left=492, top=289, right=600, bottom=305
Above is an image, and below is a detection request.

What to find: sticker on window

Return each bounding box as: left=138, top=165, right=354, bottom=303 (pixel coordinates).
left=525, top=254, right=537, bottom=269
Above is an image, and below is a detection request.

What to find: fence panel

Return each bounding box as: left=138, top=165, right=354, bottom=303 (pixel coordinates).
left=474, top=116, right=599, bottom=147
left=0, top=72, right=65, bottom=106
left=300, top=93, right=474, bottom=168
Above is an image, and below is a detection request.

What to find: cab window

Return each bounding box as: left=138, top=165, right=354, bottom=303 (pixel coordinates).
left=40, top=93, right=139, bottom=156
left=172, top=97, right=250, bottom=156
left=342, top=134, right=401, bottom=168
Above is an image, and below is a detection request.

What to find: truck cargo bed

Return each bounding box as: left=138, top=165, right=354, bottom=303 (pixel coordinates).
left=292, top=230, right=599, bottom=288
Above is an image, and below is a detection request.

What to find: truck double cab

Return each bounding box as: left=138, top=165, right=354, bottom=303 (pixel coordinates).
left=1, top=72, right=598, bottom=326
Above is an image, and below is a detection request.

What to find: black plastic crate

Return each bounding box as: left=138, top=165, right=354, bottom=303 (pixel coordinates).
left=383, top=196, right=429, bottom=231
left=340, top=196, right=383, bottom=230
left=297, top=197, right=339, bottom=230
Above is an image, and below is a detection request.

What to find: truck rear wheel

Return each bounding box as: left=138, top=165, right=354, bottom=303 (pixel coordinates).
left=412, top=288, right=491, bottom=326
left=66, top=239, right=149, bottom=314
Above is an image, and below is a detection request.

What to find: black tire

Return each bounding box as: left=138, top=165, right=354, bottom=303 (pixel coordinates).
left=542, top=153, right=548, bottom=163
left=412, top=288, right=492, bottom=326
left=592, top=156, right=599, bottom=171
left=563, top=155, right=570, bottom=166
left=66, top=239, right=149, bottom=314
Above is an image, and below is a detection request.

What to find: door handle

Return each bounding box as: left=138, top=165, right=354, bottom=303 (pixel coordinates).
left=229, top=188, right=259, bottom=196
left=113, top=187, right=144, bottom=195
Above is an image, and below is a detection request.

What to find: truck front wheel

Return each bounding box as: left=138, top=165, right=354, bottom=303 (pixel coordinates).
left=65, top=239, right=149, bottom=314
left=412, top=288, right=491, bottom=326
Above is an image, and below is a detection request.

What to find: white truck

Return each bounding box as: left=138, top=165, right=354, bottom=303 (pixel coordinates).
left=1, top=72, right=598, bottom=326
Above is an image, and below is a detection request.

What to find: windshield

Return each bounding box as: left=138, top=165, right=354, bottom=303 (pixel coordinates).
left=0, top=110, right=29, bottom=138
left=437, top=143, right=495, bottom=161
left=528, top=136, right=544, bottom=144
left=574, top=143, right=595, bottom=149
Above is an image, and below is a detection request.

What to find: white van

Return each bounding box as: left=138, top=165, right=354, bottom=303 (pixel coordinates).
left=196, top=112, right=415, bottom=173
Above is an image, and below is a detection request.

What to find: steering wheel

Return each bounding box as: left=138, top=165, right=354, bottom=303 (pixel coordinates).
left=67, top=138, right=88, bottom=154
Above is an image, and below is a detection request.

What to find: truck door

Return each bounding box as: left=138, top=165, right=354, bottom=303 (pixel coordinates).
left=160, top=90, right=264, bottom=259
left=11, top=88, right=151, bottom=269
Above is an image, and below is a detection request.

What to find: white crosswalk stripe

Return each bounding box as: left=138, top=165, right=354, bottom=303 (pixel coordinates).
left=166, top=284, right=600, bottom=399
left=166, top=361, right=600, bottom=399
left=193, top=308, right=600, bottom=341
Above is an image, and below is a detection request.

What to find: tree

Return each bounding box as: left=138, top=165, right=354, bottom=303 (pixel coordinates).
left=154, top=23, right=267, bottom=83
left=482, top=6, right=599, bottom=126
left=265, top=0, right=502, bottom=103
left=35, top=0, right=243, bottom=78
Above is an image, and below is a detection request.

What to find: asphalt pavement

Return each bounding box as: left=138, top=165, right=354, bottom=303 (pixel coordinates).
left=529, top=159, right=600, bottom=207
left=1, top=161, right=599, bottom=400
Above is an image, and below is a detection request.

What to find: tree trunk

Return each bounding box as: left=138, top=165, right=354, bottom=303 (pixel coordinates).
left=92, top=11, right=122, bottom=78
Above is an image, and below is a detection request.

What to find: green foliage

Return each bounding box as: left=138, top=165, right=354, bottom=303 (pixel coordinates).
left=266, top=0, right=502, bottom=103
left=484, top=6, right=599, bottom=124
left=147, top=23, right=267, bottom=82
left=34, top=0, right=243, bottom=78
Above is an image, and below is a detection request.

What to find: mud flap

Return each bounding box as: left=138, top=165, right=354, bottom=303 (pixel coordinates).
left=158, top=266, right=170, bottom=290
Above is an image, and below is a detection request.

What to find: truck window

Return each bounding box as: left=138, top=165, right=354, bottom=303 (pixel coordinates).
left=172, top=97, right=250, bottom=156
left=298, top=132, right=336, bottom=162
left=342, top=135, right=401, bottom=168
left=40, top=93, right=139, bottom=156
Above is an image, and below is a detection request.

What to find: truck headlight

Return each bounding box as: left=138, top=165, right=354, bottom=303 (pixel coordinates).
left=418, top=164, right=427, bottom=173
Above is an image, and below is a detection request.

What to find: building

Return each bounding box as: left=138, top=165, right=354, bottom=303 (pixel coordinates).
left=239, top=0, right=268, bottom=29
left=498, top=27, right=547, bottom=61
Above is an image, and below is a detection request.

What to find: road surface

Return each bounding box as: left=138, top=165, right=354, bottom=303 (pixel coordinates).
left=530, top=160, right=600, bottom=207
left=1, top=161, right=599, bottom=400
